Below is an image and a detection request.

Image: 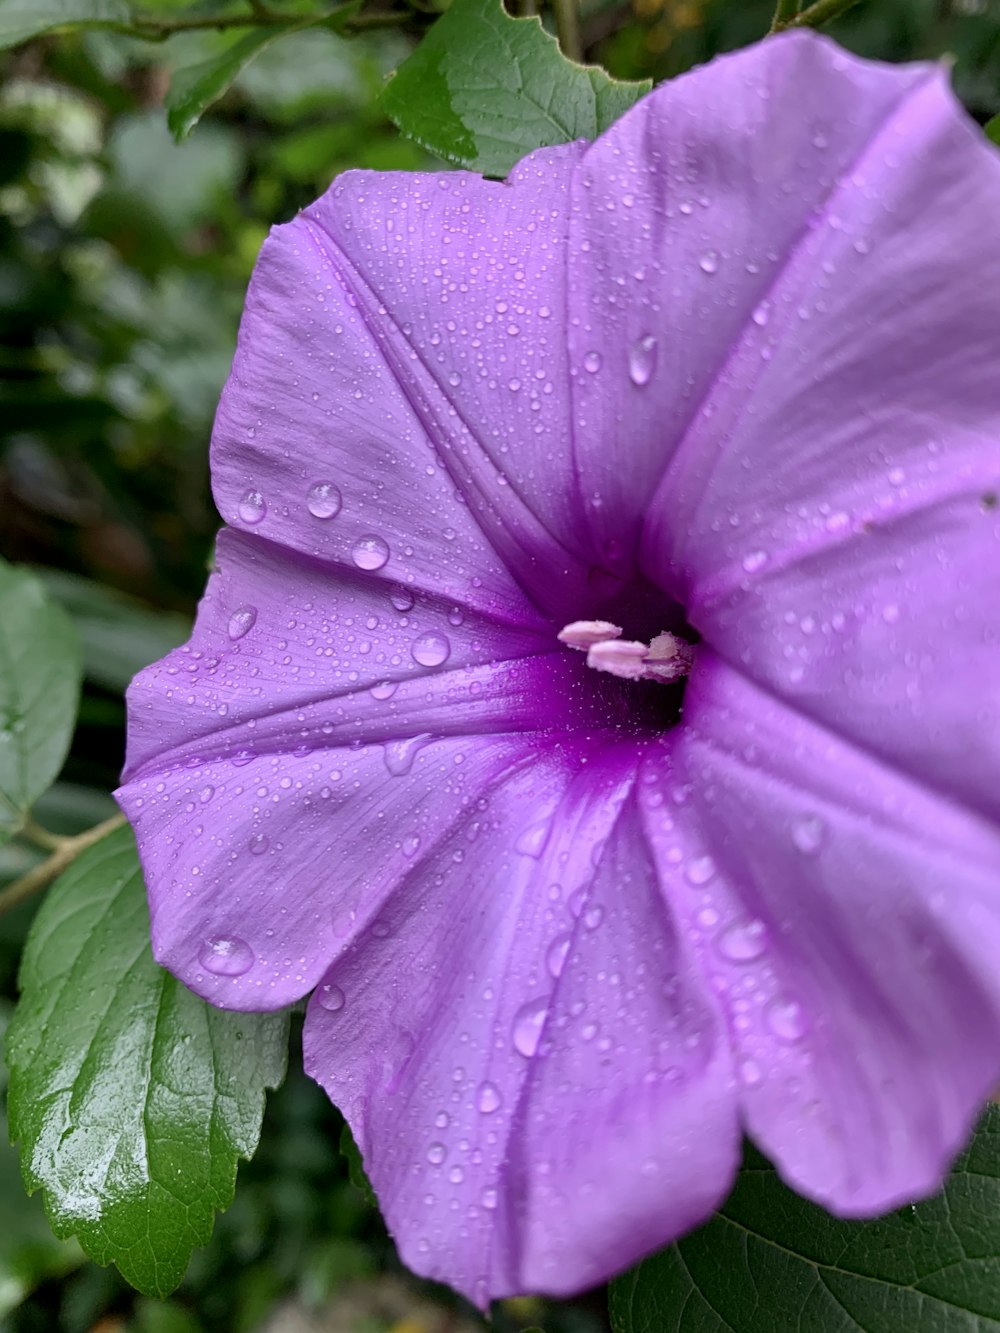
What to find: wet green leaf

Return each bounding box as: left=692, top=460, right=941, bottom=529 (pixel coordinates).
left=6, top=824, right=290, bottom=1297
left=382, top=0, right=649, bottom=176
left=0, top=560, right=81, bottom=845
left=610, top=1111, right=1000, bottom=1333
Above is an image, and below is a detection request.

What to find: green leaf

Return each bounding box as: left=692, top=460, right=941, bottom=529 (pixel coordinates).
left=986, top=115, right=1000, bottom=147
left=6, top=824, right=290, bottom=1298
left=338, top=1121, right=377, bottom=1209
left=0, top=560, right=81, bottom=845
left=166, top=29, right=292, bottom=143
left=0, top=0, right=133, bottom=50
left=382, top=0, right=650, bottom=177
left=0, top=1003, right=83, bottom=1317
left=609, top=1112, right=1000, bottom=1333
left=35, top=569, right=190, bottom=696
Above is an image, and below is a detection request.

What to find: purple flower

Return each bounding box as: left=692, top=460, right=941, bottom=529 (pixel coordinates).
left=117, top=31, right=1000, bottom=1306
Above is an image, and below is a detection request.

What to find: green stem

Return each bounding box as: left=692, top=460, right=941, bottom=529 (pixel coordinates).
left=18, top=816, right=65, bottom=853
left=550, top=0, right=583, bottom=61
left=110, top=4, right=410, bottom=41
left=769, top=0, right=800, bottom=32
left=772, top=0, right=863, bottom=31
left=0, top=813, right=127, bottom=916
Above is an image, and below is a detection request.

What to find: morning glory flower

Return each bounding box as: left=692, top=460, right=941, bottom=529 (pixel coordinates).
left=117, top=30, right=1000, bottom=1306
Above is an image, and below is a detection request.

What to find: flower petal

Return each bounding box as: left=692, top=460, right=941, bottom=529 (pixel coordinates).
left=566, top=30, right=932, bottom=578
left=303, top=745, right=738, bottom=1304
left=643, top=655, right=1000, bottom=1215
left=214, top=141, right=600, bottom=620
left=117, top=531, right=612, bottom=1008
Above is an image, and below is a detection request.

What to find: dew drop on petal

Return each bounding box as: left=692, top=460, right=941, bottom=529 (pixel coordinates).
left=390, top=586, right=415, bottom=612
left=383, top=734, right=432, bottom=777
left=317, top=983, right=346, bottom=1013
left=739, top=1057, right=763, bottom=1087
left=717, top=919, right=768, bottom=963
left=685, top=854, right=716, bottom=886
left=512, top=999, right=548, bottom=1058
left=352, top=535, right=390, bottom=571
left=427, top=1142, right=447, bottom=1165
left=199, top=936, right=254, bottom=977
left=370, top=680, right=398, bottom=701
left=228, top=605, right=257, bottom=640
left=791, top=813, right=826, bottom=855
left=248, top=833, right=269, bottom=856
left=766, top=996, right=808, bottom=1043
left=742, top=550, right=768, bottom=574
left=476, top=1081, right=503, bottom=1114
left=515, top=817, right=552, bottom=859
left=698, top=250, right=720, bottom=275
left=627, top=334, right=658, bottom=387
left=306, top=481, right=342, bottom=519
left=546, top=932, right=572, bottom=979
left=480, top=1186, right=499, bottom=1210
left=411, top=633, right=451, bottom=667
left=237, top=490, right=266, bottom=524
left=583, top=350, right=603, bottom=374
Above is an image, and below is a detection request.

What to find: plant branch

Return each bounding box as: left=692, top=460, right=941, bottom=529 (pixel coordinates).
left=0, top=813, right=127, bottom=916
left=18, top=816, right=66, bottom=853
left=550, top=0, right=583, bottom=61
left=106, top=4, right=411, bottom=41
left=769, top=0, right=800, bottom=31
left=772, top=0, right=863, bottom=31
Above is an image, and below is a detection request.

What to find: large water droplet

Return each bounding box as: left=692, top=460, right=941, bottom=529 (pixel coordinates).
left=199, top=936, right=254, bottom=977
left=515, top=817, right=551, bottom=859
left=317, top=983, right=345, bottom=1013
left=237, top=490, right=266, bottom=525
left=390, top=586, right=415, bottom=613
left=627, top=335, right=658, bottom=387
left=480, top=1186, right=499, bottom=1210
left=476, top=1081, right=503, bottom=1115
left=546, top=932, right=572, bottom=979
left=698, top=250, right=719, bottom=275
left=791, top=813, right=826, bottom=855
left=228, top=605, right=257, bottom=640
left=370, top=680, right=398, bottom=701
left=583, top=350, right=603, bottom=374
left=718, top=919, right=768, bottom=963
left=306, top=481, right=342, bottom=519
left=383, top=734, right=432, bottom=777
left=352, top=535, right=390, bottom=571
left=427, top=1142, right=447, bottom=1165
left=685, top=854, right=716, bottom=886
left=248, top=833, right=269, bottom=856
left=411, top=633, right=450, bottom=667
left=512, top=999, right=548, bottom=1058
left=766, top=996, right=808, bottom=1042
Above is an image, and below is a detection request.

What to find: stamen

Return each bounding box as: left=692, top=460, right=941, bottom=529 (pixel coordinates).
left=558, top=622, right=694, bottom=684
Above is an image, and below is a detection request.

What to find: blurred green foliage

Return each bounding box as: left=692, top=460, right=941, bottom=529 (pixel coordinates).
left=1, top=0, right=998, bottom=1329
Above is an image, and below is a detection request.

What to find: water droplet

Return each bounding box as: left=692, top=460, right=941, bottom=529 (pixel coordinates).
left=766, top=996, right=808, bottom=1042
left=306, top=481, right=342, bottom=519
left=317, top=983, right=345, bottom=1012
left=739, top=1057, right=763, bottom=1087
left=199, top=936, right=254, bottom=977
left=383, top=734, right=432, bottom=777
left=698, top=250, right=719, bottom=275
left=427, top=1142, right=447, bottom=1165
left=237, top=490, right=266, bottom=525
left=515, top=817, right=551, bottom=859
left=546, top=932, right=572, bottom=979
left=228, top=605, right=257, bottom=641
left=583, top=905, right=604, bottom=930
left=248, top=833, right=269, bottom=856
left=685, top=854, right=716, bottom=886
left=512, top=999, right=548, bottom=1058
left=352, top=535, right=390, bottom=571
left=583, top=350, right=603, bottom=374
left=751, top=301, right=771, bottom=327
left=370, top=680, right=398, bottom=701
left=791, top=813, right=826, bottom=855
left=402, top=834, right=421, bottom=857
left=742, top=550, right=768, bottom=573
left=718, top=919, right=768, bottom=962
left=480, top=1186, right=498, bottom=1210
left=411, top=633, right=450, bottom=667
left=390, top=586, right=415, bottom=612
left=477, top=1081, right=502, bottom=1114
left=627, top=334, right=658, bottom=387
left=448, top=1165, right=465, bottom=1184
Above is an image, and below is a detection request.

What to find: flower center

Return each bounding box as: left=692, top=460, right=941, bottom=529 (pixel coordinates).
left=558, top=619, right=694, bottom=684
